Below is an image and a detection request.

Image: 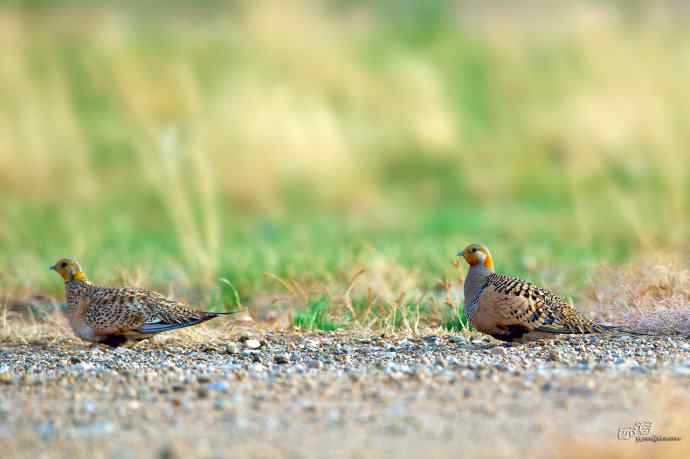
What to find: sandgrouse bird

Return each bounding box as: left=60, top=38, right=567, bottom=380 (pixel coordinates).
left=50, top=258, right=238, bottom=347
left=458, top=243, right=622, bottom=342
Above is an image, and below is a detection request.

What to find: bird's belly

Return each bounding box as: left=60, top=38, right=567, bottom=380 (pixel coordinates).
left=468, top=304, right=503, bottom=334
left=67, top=314, right=99, bottom=343
left=76, top=324, right=98, bottom=342
left=469, top=306, right=551, bottom=342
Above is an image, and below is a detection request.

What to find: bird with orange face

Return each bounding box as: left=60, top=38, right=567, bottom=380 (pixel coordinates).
left=50, top=258, right=239, bottom=347
left=457, top=243, right=622, bottom=342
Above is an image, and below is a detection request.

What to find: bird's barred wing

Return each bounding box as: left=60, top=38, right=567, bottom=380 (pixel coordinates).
left=82, top=287, right=149, bottom=334
left=84, top=286, right=209, bottom=336
left=473, top=274, right=597, bottom=335
left=129, top=289, right=212, bottom=335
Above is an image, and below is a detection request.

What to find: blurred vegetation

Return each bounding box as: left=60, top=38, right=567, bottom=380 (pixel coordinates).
left=1, top=1, right=689, bottom=327
left=293, top=298, right=341, bottom=332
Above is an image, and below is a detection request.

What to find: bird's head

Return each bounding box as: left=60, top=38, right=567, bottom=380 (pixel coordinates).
left=457, top=243, right=494, bottom=270
left=50, top=258, right=87, bottom=282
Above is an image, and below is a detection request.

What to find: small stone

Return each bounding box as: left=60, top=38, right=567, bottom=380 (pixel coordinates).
left=159, top=446, right=179, bottom=459
left=274, top=353, right=289, bottom=364
left=242, top=350, right=262, bottom=362
left=307, top=359, right=323, bottom=369
left=206, top=382, right=230, bottom=392
left=298, top=399, right=316, bottom=412
left=424, top=336, right=441, bottom=346
left=82, top=401, right=97, bottom=414
left=674, top=367, right=690, bottom=377
left=37, top=421, right=54, bottom=439
left=239, top=331, right=258, bottom=341
left=226, top=342, right=241, bottom=354
left=245, top=339, right=261, bottom=349
left=449, top=336, right=468, bottom=345
left=69, top=362, right=94, bottom=372
left=213, top=400, right=226, bottom=411
left=490, top=347, right=507, bottom=356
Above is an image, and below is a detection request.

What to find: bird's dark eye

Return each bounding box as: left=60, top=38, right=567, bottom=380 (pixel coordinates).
left=60, top=262, right=67, bottom=268
left=472, top=248, right=477, bottom=253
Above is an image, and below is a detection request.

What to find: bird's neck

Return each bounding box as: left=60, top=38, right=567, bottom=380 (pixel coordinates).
left=64, top=278, right=91, bottom=310
left=464, top=264, right=494, bottom=315
left=63, top=278, right=92, bottom=327
left=72, top=271, right=88, bottom=282
left=482, top=255, right=494, bottom=270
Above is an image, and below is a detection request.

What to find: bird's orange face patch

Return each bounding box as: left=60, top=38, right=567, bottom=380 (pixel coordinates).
left=50, top=258, right=86, bottom=282
left=54, top=267, right=71, bottom=281
left=463, top=251, right=481, bottom=266
left=461, top=244, right=494, bottom=270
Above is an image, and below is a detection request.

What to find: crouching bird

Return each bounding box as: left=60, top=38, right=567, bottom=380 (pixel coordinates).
left=50, top=258, right=240, bottom=347
left=458, top=243, right=630, bottom=343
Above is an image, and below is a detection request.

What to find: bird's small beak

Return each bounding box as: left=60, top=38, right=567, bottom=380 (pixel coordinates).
left=457, top=250, right=465, bottom=257
left=49, top=264, right=56, bottom=271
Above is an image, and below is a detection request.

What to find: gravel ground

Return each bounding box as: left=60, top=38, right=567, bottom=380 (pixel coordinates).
left=2, top=330, right=690, bottom=459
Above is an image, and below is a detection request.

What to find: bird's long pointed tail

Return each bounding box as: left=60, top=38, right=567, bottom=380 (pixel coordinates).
left=204, top=308, right=246, bottom=316
left=598, top=324, right=658, bottom=336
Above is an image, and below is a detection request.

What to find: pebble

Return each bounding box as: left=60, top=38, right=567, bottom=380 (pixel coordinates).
left=1, top=331, right=689, bottom=458
left=206, top=382, right=230, bottom=392
left=674, top=367, right=690, bottom=376
left=548, top=351, right=562, bottom=362
left=274, top=353, right=290, bottom=364
left=213, top=400, right=226, bottom=411
left=423, top=336, right=441, bottom=346
left=226, top=342, right=241, bottom=354
left=449, top=336, right=468, bottom=345
left=307, top=359, right=324, bottom=369
left=36, top=422, right=54, bottom=439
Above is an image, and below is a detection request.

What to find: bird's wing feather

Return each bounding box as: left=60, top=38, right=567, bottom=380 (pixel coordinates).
left=82, top=280, right=246, bottom=334
left=473, top=274, right=597, bottom=336
left=136, top=315, right=216, bottom=335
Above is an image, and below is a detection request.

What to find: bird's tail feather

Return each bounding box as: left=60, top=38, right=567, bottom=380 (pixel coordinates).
left=535, top=324, right=660, bottom=336
left=205, top=308, right=245, bottom=316
left=135, top=316, right=216, bottom=335
left=598, top=324, right=657, bottom=336
left=134, top=309, right=245, bottom=336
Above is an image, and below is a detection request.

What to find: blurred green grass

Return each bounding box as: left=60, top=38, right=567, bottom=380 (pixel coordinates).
left=1, top=1, right=689, bottom=329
